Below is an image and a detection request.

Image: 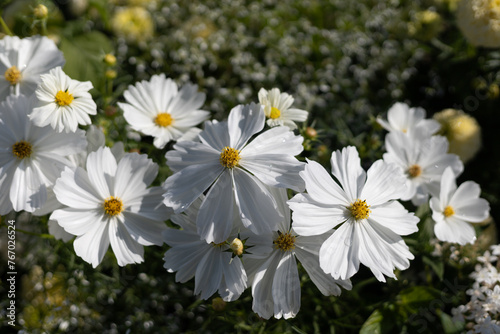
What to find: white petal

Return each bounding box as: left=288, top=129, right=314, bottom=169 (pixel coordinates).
left=198, top=120, right=230, bottom=151
left=320, top=222, right=359, bottom=280
left=362, top=160, right=406, bottom=205
left=219, top=255, right=247, bottom=302
left=242, top=126, right=304, bottom=157
left=272, top=252, right=300, bottom=319
left=51, top=207, right=103, bottom=236
left=86, top=147, right=117, bottom=199
left=251, top=251, right=281, bottom=319
left=121, top=211, right=166, bottom=246
left=330, top=146, right=365, bottom=200
left=434, top=217, right=476, bottom=245
left=73, top=219, right=110, bottom=268
left=165, top=140, right=220, bottom=173
left=368, top=201, right=419, bottom=236
left=53, top=166, right=101, bottom=209
left=299, top=159, right=349, bottom=205
left=228, top=103, right=265, bottom=150
left=194, top=248, right=223, bottom=300
left=108, top=220, right=144, bottom=266
left=113, top=152, right=157, bottom=201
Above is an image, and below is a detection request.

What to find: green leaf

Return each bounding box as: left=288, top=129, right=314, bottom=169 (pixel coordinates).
left=423, top=255, right=445, bottom=281
left=360, top=309, right=383, bottom=334
left=439, top=310, right=464, bottom=334
left=59, top=31, right=113, bottom=92
left=398, top=286, right=442, bottom=313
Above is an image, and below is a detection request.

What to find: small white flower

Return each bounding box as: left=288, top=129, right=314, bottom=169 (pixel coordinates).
left=163, top=196, right=254, bottom=301
left=0, top=35, right=65, bottom=101
left=30, top=67, right=97, bottom=133
left=50, top=147, right=170, bottom=268
left=383, top=130, right=463, bottom=205
left=163, top=103, right=305, bottom=243
left=377, top=102, right=440, bottom=136
left=258, top=87, right=308, bottom=129
left=289, top=146, right=419, bottom=282
left=430, top=167, right=490, bottom=245
left=118, top=74, right=210, bottom=149
left=244, top=187, right=351, bottom=320
left=0, top=95, right=86, bottom=214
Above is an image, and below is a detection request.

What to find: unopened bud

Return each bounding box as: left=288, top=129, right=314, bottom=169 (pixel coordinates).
left=105, top=69, right=117, bottom=79
left=230, top=238, right=244, bottom=256
left=103, top=54, right=117, bottom=66
left=34, top=4, right=48, bottom=20
left=305, top=126, right=317, bottom=139
left=212, top=297, right=226, bottom=311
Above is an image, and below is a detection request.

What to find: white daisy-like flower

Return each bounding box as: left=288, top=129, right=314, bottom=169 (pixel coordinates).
left=163, top=196, right=262, bottom=301
left=377, top=102, right=440, bottom=136
left=383, top=130, right=464, bottom=205
left=258, top=88, right=308, bottom=129
left=118, top=74, right=210, bottom=149
left=50, top=147, right=170, bottom=268
left=429, top=167, right=490, bottom=245
left=288, top=146, right=420, bottom=282
left=0, top=95, right=86, bottom=215
left=0, top=35, right=65, bottom=101
left=244, top=187, right=352, bottom=320
left=162, top=102, right=305, bottom=243
left=30, top=67, right=97, bottom=133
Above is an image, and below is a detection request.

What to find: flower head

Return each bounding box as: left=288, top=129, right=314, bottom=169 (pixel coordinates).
left=50, top=147, right=170, bottom=267
left=430, top=167, right=490, bottom=245
left=0, top=35, right=65, bottom=101
left=457, top=0, right=500, bottom=47
left=0, top=95, right=86, bottom=214
left=118, top=74, right=209, bottom=149
left=111, top=6, right=154, bottom=43
left=377, top=102, right=440, bottom=136
left=162, top=103, right=305, bottom=243
left=30, top=67, right=97, bottom=133
left=289, top=146, right=419, bottom=282
left=258, top=88, right=308, bottom=129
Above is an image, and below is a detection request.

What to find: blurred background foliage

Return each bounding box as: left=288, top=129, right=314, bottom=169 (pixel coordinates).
left=0, top=0, right=499, bottom=333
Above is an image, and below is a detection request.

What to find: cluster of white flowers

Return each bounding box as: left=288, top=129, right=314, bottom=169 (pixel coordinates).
left=452, top=245, right=500, bottom=333
left=0, top=33, right=491, bottom=321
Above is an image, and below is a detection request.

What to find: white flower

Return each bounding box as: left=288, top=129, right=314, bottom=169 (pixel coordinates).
left=50, top=147, right=170, bottom=268
left=377, top=102, right=440, bottom=136
left=118, top=74, right=210, bottom=149
left=0, top=95, right=86, bottom=214
left=30, top=67, right=97, bottom=133
left=258, top=88, right=308, bottom=129
left=429, top=167, right=490, bottom=245
left=244, top=187, right=351, bottom=319
left=288, top=146, right=419, bottom=282
left=163, top=102, right=305, bottom=243
left=0, top=35, right=65, bottom=101
left=163, top=196, right=254, bottom=301
left=383, top=130, right=464, bottom=205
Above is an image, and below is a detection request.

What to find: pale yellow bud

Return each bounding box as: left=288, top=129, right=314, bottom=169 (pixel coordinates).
left=33, top=4, right=48, bottom=20
left=230, top=238, right=244, bottom=256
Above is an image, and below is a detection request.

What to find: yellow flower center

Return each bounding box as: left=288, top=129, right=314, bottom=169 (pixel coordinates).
left=211, top=241, right=226, bottom=248
left=154, top=112, right=173, bottom=127
left=4, top=66, right=21, bottom=85
left=12, top=140, right=32, bottom=159
left=55, top=90, right=74, bottom=107
left=408, top=164, right=422, bottom=178
left=269, top=106, right=281, bottom=119
left=103, top=196, right=123, bottom=216
left=443, top=205, right=455, bottom=218
left=273, top=232, right=296, bottom=251
left=219, top=146, right=241, bottom=168
left=349, top=199, right=371, bottom=220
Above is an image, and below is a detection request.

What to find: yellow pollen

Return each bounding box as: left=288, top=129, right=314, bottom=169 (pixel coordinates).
left=103, top=197, right=123, bottom=216
left=154, top=112, right=173, bottom=127
left=443, top=205, right=455, bottom=217
left=349, top=199, right=371, bottom=220
left=408, top=164, right=422, bottom=178
left=273, top=232, right=296, bottom=251
left=5, top=66, right=21, bottom=85
left=220, top=146, right=241, bottom=168
left=12, top=140, right=32, bottom=159
left=269, top=106, right=281, bottom=119
left=55, top=90, right=74, bottom=106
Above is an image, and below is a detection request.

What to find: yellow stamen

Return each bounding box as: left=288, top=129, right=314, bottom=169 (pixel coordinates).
left=219, top=146, right=241, bottom=168
left=273, top=232, right=296, bottom=251
left=349, top=199, right=371, bottom=220
left=5, top=66, right=21, bottom=86
left=154, top=112, right=173, bottom=127
left=408, top=164, right=422, bottom=178
left=443, top=205, right=455, bottom=217
left=55, top=90, right=74, bottom=106
left=12, top=140, right=32, bottom=159
left=269, top=106, right=281, bottom=119
left=103, top=197, right=123, bottom=216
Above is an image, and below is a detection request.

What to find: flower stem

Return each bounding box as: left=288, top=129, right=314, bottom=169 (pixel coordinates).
left=0, top=12, right=13, bottom=36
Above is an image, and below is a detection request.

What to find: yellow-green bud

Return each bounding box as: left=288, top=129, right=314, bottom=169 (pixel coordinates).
left=33, top=4, right=48, bottom=20
left=104, top=54, right=117, bottom=66
left=105, top=69, right=117, bottom=79
left=212, top=297, right=226, bottom=311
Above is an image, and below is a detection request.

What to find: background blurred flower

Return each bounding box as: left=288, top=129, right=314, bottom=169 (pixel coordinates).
left=111, top=6, right=154, bottom=44
left=457, top=0, right=500, bottom=48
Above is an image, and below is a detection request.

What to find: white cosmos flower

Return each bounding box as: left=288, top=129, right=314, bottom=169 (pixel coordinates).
left=377, top=102, right=440, bottom=136
left=162, top=102, right=305, bottom=243
left=0, top=95, right=86, bottom=214
left=258, top=88, right=308, bottom=129
left=244, top=187, right=352, bottom=320
left=118, top=74, right=210, bottom=149
left=30, top=67, right=97, bottom=133
left=288, top=146, right=419, bottom=282
left=50, top=147, right=170, bottom=268
left=383, top=131, right=464, bottom=205
left=163, top=196, right=260, bottom=301
left=430, top=167, right=490, bottom=245
left=0, top=35, right=65, bottom=101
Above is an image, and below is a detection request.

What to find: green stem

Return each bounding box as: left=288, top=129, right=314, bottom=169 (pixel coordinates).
left=0, top=12, right=13, bottom=36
